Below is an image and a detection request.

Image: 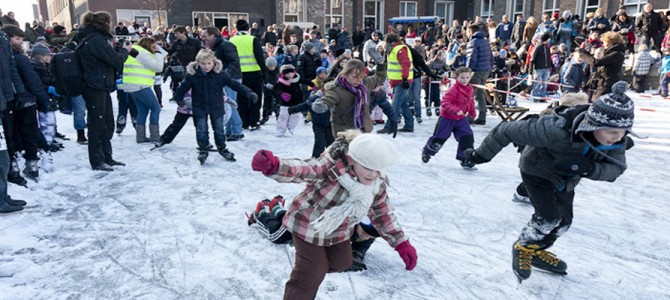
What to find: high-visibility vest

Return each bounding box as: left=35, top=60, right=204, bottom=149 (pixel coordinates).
left=230, top=34, right=261, bottom=72
left=122, top=45, right=155, bottom=87
left=387, top=44, right=414, bottom=81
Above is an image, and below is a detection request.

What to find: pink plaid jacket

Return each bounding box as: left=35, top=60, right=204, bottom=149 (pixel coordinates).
left=269, top=152, right=407, bottom=247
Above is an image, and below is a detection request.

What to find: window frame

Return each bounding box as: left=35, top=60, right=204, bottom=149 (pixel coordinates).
left=400, top=1, right=418, bottom=17
left=480, top=0, right=495, bottom=19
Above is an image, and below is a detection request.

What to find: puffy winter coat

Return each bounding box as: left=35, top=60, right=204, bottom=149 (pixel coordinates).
left=321, top=64, right=387, bottom=136
left=439, top=81, right=476, bottom=120
left=465, top=31, right=494, bottom=72
left=476, top=105, right=631, bottom=192
left=12, top=51, right=50, bottom=110
left=587, top=16, right=611, bottom=35
left=210, top=35, right=242, bottom=79
left=274, top=75, right=304, bottom=107
left=297, top=52, right=319, bottom=82
left=75, top=27, right=128, bottom=91
left=173, top=59, right=253, bottom=118
left=579, top=43, right=626, bottom=99
left=0, top=30, right=26, bottom=108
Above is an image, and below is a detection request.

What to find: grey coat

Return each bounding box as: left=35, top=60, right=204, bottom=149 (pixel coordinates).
left=476, top=106, right=630, bottom=192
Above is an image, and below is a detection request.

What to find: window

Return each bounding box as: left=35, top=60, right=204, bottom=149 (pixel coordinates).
left=584, top=0, right=600, bottom=17
left=542, top=0, right=558, bottom=14
left=400, top=1, right=418, bottom=17
left=192, top=12, right=248, bottom=29
left=116, top=9, right=168, bottom=30
left=325, top=0, right=344, bottom=27
left=363, top=0, right=383, bottom=31
left=622, top=0, right=645, bottom=16
left=435, top=1, right=454, bottom=25
left=512, top=0, right=524, bottom=19
left=481, top=0, right=494, bottom=18
left=284, top=0, right=305, bottom=23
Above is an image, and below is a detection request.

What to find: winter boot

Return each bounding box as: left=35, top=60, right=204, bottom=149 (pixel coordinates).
left=421, top=152, right=431, bottom=163
left=218, top=147, right=236, bottom=162
left=460, top=158, right=477, bottom=170
left=426, top=107, right=432, bottom=117
left=55, top=132, right=70, bottom=140
left=0, top=201, right=23, bottom=214
left=531, top=249, right=568, bottom=275
left=416, top=116, right=423, bottom=124
left=512, top=183, right=531, bottom=204
left=198, top=149, right=209, bottom=165
left=345, top=234, right=376, bottom=272
left=6, top=196, right=27, bottom=206
left=93, top=163, right=114, bottom=171
left=77, top=129, right=88, bottom=144
left=116, top=115, right=127, bottom=134
left=8, top=161, right=28, bottom=187
left=135, top=125, right=150, bottom=143
left=151, top=139, right=166, bottom=150
left=40, top=150, right=54, bottom=173
left=512, top=241, right=539, bottom=282
left=23, top=160, right=39, bottom=181
left=149, top=124, right=160, bottom=143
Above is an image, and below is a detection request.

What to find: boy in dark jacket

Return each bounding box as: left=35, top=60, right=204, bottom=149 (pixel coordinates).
left=560, top=51, right=584, bottom=93
left=261, top=57, right=280, bottom=125
left=465, top=81, right=635, bottom=283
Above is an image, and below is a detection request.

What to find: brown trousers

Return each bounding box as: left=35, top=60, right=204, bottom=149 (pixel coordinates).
left=283, top=237, right=353, bottom=300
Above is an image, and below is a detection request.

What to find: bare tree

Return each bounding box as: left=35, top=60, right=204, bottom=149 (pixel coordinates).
left=140, top=0, right=176, bottom=27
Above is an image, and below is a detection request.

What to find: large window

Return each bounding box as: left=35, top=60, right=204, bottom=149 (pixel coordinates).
left=192, top=12, right=248, bottom=29
left=435, top=1, right=454, bottom=25
left=363, top=0, right=383, bottom=31
left=623, top=0, right=644, bottom=16
left=116, top=9, right=168, bottom=30
left=512, top=0, right=524, bottom=19
left=542, top=0, right=558, bottom=14
left=583, top=0, right=600, bottom=17
left=283, top=0, right=305, bottom=23
left=400, top=1, right=418, bottom=17
left=325, top=0, right=344, bottom=27
left=480, top=0, right=494, bottom=18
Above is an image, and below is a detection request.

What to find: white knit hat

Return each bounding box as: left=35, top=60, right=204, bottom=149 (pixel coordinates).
left=348, top=134, right=398, bottom=172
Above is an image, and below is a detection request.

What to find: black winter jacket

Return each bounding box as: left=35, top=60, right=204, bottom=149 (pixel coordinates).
left=636, top=10, right=664, bottom=36
left=579, top=43, right=626, bottom=99
left=211, top=36, right=242, bottom=79
left=297, top=52, right=319, bottom=82
left=13, top=51, right=50, bottom=110
left=168, top=36, right=202, bottom=67
left=0, top=30, right=25, bottom=109
left=75, top=27, right=128, bottom=91
left=531, top=43, right=551, bottom=70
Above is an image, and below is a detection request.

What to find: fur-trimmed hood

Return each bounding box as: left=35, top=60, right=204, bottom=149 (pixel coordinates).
left=186, top=58, right=223, bottom=76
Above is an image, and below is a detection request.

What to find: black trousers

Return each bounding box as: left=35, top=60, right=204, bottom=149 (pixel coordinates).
left=312, top=124, right=334, bottom=158
left=12, top=105, right=40, bottom=161
left=633, top=75, right=647, bottom=93
left=1, top=102, right=17, bottom=159
left=160, top=112, right=194, bottom=145
left=518, top=172, right=575, bottom=250
left=83, top=87, right=115, bottom=168
left=238, top=71, right=263, bottom=128
left=262, top=88, right=277, bottom=119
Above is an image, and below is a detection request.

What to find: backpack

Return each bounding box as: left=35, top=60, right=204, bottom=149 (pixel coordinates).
left=51, top=36, right=92, bottom=97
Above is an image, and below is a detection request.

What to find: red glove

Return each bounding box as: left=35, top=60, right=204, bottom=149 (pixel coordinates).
left=395, top=240, right=417, bottom=270
left=251, top=150, right=280, bottom=176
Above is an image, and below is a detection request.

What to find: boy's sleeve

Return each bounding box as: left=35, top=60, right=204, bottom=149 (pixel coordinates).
left=585, top=146, right=627, bottom=182
left=269, top=156, right=332, bottom=184
left=173, top=75, right=192, bottom=104
left=368, top=191, right=407, bottom=248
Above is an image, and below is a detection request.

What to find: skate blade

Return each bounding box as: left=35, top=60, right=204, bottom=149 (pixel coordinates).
left=532, top=267, right=567, bottom=276
left=461, top=166, right=478, bottom=171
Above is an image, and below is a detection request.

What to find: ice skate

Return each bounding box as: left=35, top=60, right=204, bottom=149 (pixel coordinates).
left=512, top=242, right=538, bottom=283
left=531, top=249, right=568, bottom=275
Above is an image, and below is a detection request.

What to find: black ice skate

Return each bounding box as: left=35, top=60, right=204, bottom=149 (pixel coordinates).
left=198, top=150, right=209, bottom=165
left=531, top=249, right=568, bottom=275
left=512, top=192, right=532, bottom=204
left=512, top=241, right=538, bottom=283
left=460, top=158, right=477, bottom=170
left=22, top=160, right=39, bottom=182
left=422, top=152, right=431, bottom=163
left=218, top=148, right=236, bottom=162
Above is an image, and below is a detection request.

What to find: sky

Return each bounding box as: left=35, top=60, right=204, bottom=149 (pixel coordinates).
left=2, top=0, right=38, bottom=25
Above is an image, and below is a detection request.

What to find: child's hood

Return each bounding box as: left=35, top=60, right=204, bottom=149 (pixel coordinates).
left=278, top=73, right=301, bottom=86
left=186, top=58, right=223, bottom=76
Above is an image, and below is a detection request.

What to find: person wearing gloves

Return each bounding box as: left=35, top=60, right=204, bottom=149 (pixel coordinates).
left=172, top=49, right=257, bottom=164
left=122, top=37, right=167, bottom=143
left=251, top=130, right=418, bottom=299
left=463, top=81, right=636, bottom=282
left=311, top=58, right=392, bottom=137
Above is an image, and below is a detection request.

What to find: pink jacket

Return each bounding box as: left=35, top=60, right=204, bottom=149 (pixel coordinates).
left=440, top=81, right=476, bottom=120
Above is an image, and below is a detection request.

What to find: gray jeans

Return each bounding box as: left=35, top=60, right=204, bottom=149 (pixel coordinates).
left=470, top=71, right=490, bottom=122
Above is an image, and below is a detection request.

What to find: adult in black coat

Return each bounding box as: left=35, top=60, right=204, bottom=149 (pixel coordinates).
left=577, top=32, right=626, bottom=100
left=75, top=11, right=131, bottom=171
left=262, top=26, right=278, bottom=46
left=635, top=3, right=665, bottom=50
left=202, top=27, right=241, bottom=80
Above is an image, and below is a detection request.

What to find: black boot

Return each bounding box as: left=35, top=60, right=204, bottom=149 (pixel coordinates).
left=218, top=147, right=236, bottom=162
left=531, top=249, right=568, bottom=275
left=77, top=129, right=88, bottom=145
left=0, top=201, right=23, bottom=213
left=512, top=241, right=538, bottom=283
left=345, top=238, right=375, bottom=272
left=8, top=161, right=27, bottom=187
left=6, top=196, right=27, bottom=206
left=22, top=160, right=39, bottom=182
left=116, top=116, right=127, bottom=134
left=198, top=150, right=209, bottom=165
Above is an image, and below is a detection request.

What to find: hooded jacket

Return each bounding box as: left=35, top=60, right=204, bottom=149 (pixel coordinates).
left=465, top=31, right=494, bottom=72
left=440, top=81, right=476, bottom=120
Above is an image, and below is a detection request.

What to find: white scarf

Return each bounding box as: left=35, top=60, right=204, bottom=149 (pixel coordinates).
left=311, top=173, right=382, bottom=235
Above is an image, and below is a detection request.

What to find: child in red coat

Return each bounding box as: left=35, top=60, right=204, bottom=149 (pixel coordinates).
left=422, top=67, right=478, bottom=169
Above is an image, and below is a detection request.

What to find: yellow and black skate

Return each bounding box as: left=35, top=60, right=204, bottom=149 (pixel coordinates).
left=532, top=249, right=568, bottom=275
left=512, top=242, right=538, bottom=283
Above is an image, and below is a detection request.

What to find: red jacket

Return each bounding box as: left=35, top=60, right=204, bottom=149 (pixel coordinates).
left=389, top=42, right=413, bottom=87
left=440, top=81, right=476, bottom=120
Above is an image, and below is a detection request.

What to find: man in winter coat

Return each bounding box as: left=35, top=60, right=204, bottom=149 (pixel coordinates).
left=167, top=26, right=202, bottom=92
left=636, top=3, right=665, bottom=50
left=262, top=25, right=278, bottom=46
left=378, top=33, right=414, bottom=134
left=465, top=24, right=493, bottom=125
left=362, top=31, right=383, bottom=64
left=495, top=15, right=513, bottom=48
left=300, top=30, right=323, bottom=55
left=530, top=33, right=552, bottom=100
left=297, top=42, right=319, bottom=100
left=557, top=11, right=577, bottom=52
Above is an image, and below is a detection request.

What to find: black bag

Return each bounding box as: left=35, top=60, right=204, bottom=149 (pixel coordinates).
left=51, top=37, right=91, bottom=97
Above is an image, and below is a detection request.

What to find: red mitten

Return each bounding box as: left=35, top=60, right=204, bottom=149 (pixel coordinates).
left=395, top=240, right=418, bottom=270
left=251, top=150, right=280, bottom=176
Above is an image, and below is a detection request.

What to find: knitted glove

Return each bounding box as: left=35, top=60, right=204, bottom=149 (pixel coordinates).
left=251, top=150, right=280, bottom=176
left=395, top=240, right=417, bottom=270
left=311, top=99, right=329, bottom=113
left=463, top=149, right=490, bottom=164
left=247, top=92, right=259, bottom=104
left=553, top=157, right=594, bottom=176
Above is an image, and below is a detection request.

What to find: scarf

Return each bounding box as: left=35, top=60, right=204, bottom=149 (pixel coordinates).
left=338, top=76, right=368, bottom=129
left=311, top=173, right=381, bottom=235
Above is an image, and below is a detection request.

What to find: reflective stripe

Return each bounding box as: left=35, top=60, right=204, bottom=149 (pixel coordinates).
left=230, top=35, right=261, bottom=72
left=122, top=45, right=155, bottom=86
left=387, top=44, right=414, bottom=81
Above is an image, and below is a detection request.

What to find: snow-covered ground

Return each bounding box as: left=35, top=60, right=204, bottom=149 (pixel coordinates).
left=1, top=86, right=668, bottom=300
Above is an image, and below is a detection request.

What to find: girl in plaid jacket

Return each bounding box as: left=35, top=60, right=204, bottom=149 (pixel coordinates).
left=251, top=130, right=417, bottom=300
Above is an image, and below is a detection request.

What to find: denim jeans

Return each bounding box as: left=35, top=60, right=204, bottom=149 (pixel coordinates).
left=531, top=69, right=550, bottom=99
left=409, top=79, right=422, bottom=118
left=117, top=89, right=138, bottom=125
left=70, top=95, right=87, bottom=130
left=129, top=88, right=161, bottom=125
left=385, top=84, right=413, bottom=130
left=195, top=114, right=226, bottom=150
left=558, top=38, right=572, bottom=53
left=224, top=78, right=244, bottom=135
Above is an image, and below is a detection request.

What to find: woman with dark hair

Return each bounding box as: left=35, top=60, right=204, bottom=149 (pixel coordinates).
left=75, top=11, right=132, bottom=171
left=577, top=32, right=626, bottom=100
left=611, top=12, right=635, bottom=54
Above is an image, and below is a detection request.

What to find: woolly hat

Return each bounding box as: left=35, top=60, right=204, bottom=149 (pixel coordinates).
left=279, top=64, right=295, bottom=74
left=265, top=56, right=277, bottom=67
left=31, top=43, right=52, bottom=57
left=316, top=66, right=327, bottom=75
left=36, top=36, right=46, bottom=43
left=236, top=19, right=250, bottom=31
left=303, top=42, right=314, bottom=53
left=348, top=134, right=398, bottom=172
left=577, top=81, right=638, bottom=137
left=563, top=10, right=573, bottom=19
left=344, top=49, right=352, bottom=56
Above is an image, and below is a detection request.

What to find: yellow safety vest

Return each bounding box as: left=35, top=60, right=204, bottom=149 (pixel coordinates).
left=230, top=34, right=261, bottom=72
left=387, top=44, right=414, bottom=81
left=122, top=45, right=155, bottom=87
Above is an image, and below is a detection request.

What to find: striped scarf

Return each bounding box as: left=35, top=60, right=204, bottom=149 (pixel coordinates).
left=338, top=76, right=368, bottom=129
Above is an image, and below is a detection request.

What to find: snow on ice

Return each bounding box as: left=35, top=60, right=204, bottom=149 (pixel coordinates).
left=0, top=86, right=669, bottom=299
